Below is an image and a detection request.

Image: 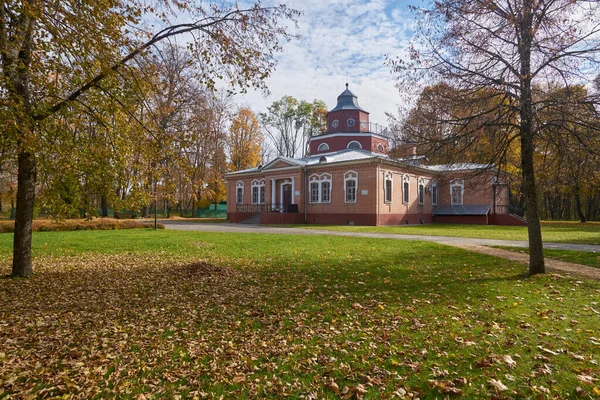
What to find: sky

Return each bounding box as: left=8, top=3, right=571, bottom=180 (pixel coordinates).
left=235, top=0, right=420, bottom=126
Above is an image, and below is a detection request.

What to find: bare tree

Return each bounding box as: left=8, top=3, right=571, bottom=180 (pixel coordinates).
left=389, top=0, right=600, bottom=275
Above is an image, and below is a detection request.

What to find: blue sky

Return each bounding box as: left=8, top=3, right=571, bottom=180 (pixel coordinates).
left=236, top=0, right=421, bottom=125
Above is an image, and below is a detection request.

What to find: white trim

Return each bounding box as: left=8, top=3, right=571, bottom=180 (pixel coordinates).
left=317, top=143, right=330, bottom=152
left=347, top=140, right=362, bottom=150
left=450, top=179, right=464, bottom=205
left=236, top=181, right=244, bottom=204
left=271, top=179, right=276, bottom=204
left=432, top=180, right=438, bottom=206
left=402, top=175, right=410, bottom=204
left=384, top=171, right=393, bottom=204
left=251, top=179, right=265, bottom=204
left=344, top=170, right=358, bottom=203
left=308, top=173, right=332, bottom=203
left=418, top=177, right=425, bottom=205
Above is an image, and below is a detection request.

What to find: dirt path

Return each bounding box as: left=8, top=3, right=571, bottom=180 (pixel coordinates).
left=454, top=244, right=600, bottom=280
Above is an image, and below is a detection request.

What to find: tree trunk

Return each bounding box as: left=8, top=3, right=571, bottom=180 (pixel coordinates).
left=12, top=151, right=37, bottom=277
left=519, top=8, right=545, bottom=275
left=101, top=196, right=109, bottom=217
left=574, top=187, right=586, bottom=222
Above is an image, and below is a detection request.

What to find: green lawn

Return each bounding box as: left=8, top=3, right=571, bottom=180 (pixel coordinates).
left=285, top=221, right=600, bottom=245
left=1, top=230, right=599, bottom=398
left=495, top=246, right=600, bottom=268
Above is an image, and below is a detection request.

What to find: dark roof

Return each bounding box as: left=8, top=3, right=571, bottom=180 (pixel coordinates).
left=433, top=205, right=491, bottom=216
left=329, top=83, right=369, bottom=113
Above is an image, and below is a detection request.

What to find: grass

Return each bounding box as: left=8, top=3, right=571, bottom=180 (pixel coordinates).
left=283, top=221, right=600, bottom=245
left=1, top=230, right=599, bottom=398
left=494, top=245, right=600, bottom=268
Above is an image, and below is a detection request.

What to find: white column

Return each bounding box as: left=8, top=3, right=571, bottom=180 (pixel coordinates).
left=271, top=179, right=276, bottom=205
left=291, top=177, right=296, bottom=204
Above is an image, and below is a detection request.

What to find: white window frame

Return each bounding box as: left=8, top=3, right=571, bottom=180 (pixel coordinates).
left=384, top=172, right=393, bottom=203
left=236, top=181, right=244, bottom=204
left=310, top=181, right=319, bottom=203
left=344, top=171, right=358, bottom=203
left=376, top=143, right=385, bottom=153
left=251, top=179, right=265, bottom=204
left=418, top=178, right=425, bottom=205
left=321, top=180, right=331, bottom=202
left=347, top=140, right=362, bottom=150
left=308, top=173, right=332, bottom=204
left=318, top=143, right=330, bottom=152
left=402, top=176, right=409, bottom=204
left=432, top=180, right=438, bottom=206
left=450, top=179, right=464, bottom=205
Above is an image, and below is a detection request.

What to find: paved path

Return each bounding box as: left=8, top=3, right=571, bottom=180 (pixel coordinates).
left=161, top=221, right=600, bottom=280
left=161, top=221, right=600, bottom=252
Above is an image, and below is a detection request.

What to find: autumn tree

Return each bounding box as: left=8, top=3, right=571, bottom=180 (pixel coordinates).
left=535, top=85, right=600, bottom=222
left=229, top=107, right=262, bottom=172
left=1, top=1, right=298, bottom=277
left=390, top=0, right=600, bottom=275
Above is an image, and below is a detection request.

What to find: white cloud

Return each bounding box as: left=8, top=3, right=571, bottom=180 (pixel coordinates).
left=234, top=0, right=415, bottom=126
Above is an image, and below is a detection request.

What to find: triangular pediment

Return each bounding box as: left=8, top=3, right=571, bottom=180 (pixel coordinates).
left=261, top=157, right=305, bottom=171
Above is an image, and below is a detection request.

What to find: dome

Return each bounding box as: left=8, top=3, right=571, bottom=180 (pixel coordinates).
left=329, top=83, right=369, bottom=113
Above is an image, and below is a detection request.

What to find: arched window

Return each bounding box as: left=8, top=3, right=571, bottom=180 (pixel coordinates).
left=376, top=143, right=385, bottom=153
left=251, top=179, right=265, bottom=204
left=450, top=179, right=464, bottom=205
left=384, top=172, right=393, bottom=203
left=418, top=178, right=425, bottom=204
left=344, top=171, right=358, bottom=203
left=236, top=181, right=244, bottom=204
left=318, top=143, right=330, bottom=152
left=432, top=180, right=438, bottom=205
left=347, top=141, right=362, bottom=150
left=308, top=173, right=332, bottom=203
left=402, top=176, right=410, bottom=204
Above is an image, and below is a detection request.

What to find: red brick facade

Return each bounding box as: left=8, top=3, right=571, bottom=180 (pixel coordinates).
left=225, top=85, right=523, bottom=227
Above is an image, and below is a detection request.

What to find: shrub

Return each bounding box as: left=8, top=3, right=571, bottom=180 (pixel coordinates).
left=0, top=219, right=164, bottom=233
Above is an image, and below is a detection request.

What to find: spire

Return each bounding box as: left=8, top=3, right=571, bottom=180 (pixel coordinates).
left=329, top=84, right=369, bottom=113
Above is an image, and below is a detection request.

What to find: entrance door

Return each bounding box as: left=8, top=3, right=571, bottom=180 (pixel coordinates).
left=282, top=184, right=292, bottom=212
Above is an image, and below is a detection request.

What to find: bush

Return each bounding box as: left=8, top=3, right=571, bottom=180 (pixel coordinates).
left=0, top=218, right=164, bottom=233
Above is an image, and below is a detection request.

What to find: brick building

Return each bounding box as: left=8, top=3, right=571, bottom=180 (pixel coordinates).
left=225, top=85, right=526, bottom=226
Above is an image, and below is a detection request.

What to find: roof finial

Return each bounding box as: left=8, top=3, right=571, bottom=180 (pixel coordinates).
left=345, top=82, right=349, bottom=89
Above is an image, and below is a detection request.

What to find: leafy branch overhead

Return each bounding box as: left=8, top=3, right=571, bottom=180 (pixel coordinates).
left=0, top=0, right=300, bottom=277
left=389, top=0, right=600, bottom=275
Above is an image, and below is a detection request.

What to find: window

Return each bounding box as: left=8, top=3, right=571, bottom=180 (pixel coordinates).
left=318, top=143, right=330, bottom=152
left=347, top=118, right=356, bottom=127
left=376, top=143, right=385, bottom=153
left=432, top=180, right=438, bottom=205
left=384, top=172, right=392, bottom=203
left=309, top=173, right=332, bottom=203
left=402, top=176, right=409, bottom=203
left=347, top=141, right=362, bottom=150
left=236, top=181, right=244, bottom=204
left=251, top=179, right=265, bottom=204
left=344, top=171, right=358, bottom=203
left=310, top=182, right=319, bottom=203
left=321, top=181, right=331, bottom=202
left=418, top=178, right=425, bottom=204
left=332, top=119, right=339, bottom=128
left=450, top=179, right=464, bottom=205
